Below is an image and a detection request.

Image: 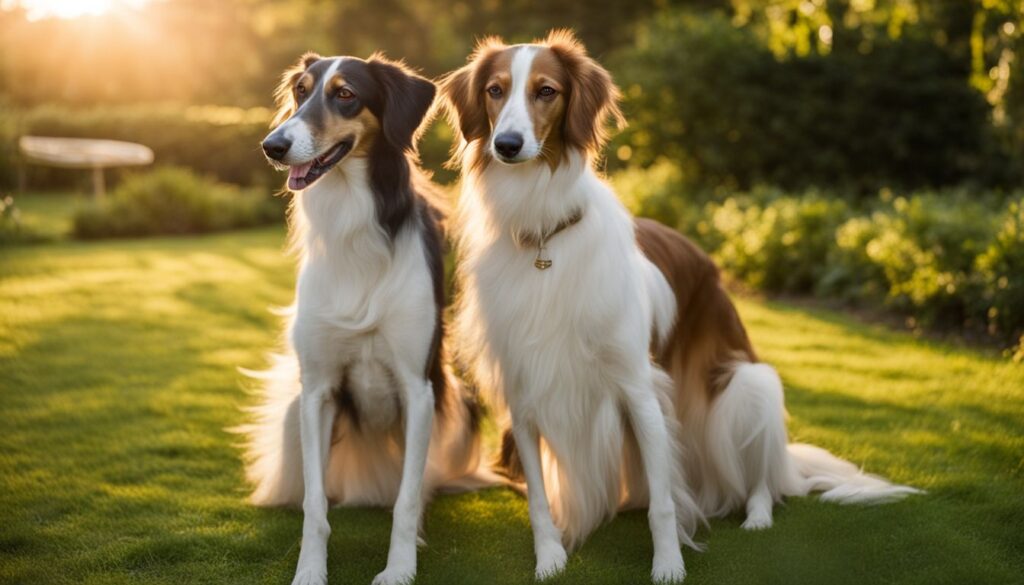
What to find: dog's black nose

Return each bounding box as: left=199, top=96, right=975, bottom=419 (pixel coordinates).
left=493, top=132, right=523, bottom=159
left=262, top=136, right=292, bottom=161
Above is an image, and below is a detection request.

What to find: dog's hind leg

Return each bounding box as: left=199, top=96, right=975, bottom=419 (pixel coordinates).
left=372, top=366, right=435, bottom=585
left=292, top=381, right=338, bottom=585
left=705, top=362, right=798, bottom=531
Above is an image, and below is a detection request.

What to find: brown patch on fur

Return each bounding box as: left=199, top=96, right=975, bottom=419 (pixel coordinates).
left=271, top=52, right=321, bottom=127
left=493, top=222, right=759, bottom=482
left=346, top=107, right=381, bottom=158
left=437, top=30, right=626, bottom=171
left=527, top=48, right=569, bottom=168
left=634, top=218, right=757, bottom=410
left=317, top=72, right=381, bottom=158
left=437, top=38, right=509, bottom=169
left=542, top=29, right=625, bottom=159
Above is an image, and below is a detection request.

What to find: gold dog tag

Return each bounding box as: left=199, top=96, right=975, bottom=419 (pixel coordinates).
left=534, top=242, right=552, bottom=270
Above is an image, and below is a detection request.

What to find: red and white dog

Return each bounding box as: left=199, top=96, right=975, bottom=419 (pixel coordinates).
left=439, top=30, right=920, bottom=582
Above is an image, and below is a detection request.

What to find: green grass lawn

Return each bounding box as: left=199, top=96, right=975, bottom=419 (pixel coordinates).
left=1, top=227, right=1022, bottom=585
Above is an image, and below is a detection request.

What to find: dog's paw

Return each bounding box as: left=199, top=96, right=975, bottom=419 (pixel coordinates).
left=534, top=540, right=568, bottom=581
left=290, top=565, right=328, bottom=585
left=372, top=565, right=416, bottom=585
left=741, top=510, right=773, bottom=531
left=651, top=551, right=686, bottom=584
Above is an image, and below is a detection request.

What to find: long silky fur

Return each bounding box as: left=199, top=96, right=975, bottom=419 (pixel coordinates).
left=440, top=30, right=920, bottom=559
left=233, top=53, right=490, bottom=510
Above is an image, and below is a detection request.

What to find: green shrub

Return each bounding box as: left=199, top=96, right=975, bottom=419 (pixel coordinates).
left=827, top=193, right=995, bottom=329
left=72, top=167, right=282, bottom=239
left=702, top=191, right=849, bottom=293
left=0, top=194, right=50, bottom=246
left=975, top=198, right=1024, bottom=345
left=615, top=164, right=1023, bottom=352
left=611, top=9, right=1009, bottom=193
left=612, top=158, right=691, bottom=230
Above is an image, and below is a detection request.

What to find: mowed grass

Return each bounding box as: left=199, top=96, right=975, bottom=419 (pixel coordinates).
left=1, top=227, right=1023, bottom=585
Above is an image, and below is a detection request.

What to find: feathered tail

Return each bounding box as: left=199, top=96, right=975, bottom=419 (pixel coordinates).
left=233, top=352, right=305, bottom=507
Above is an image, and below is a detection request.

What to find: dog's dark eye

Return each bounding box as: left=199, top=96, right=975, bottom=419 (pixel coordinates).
left=295, top=84, right=307, bottom=96
left=487, top=85, right=503, bottom=99
left=538, top=86, right=557, bottom=99
left=337, top=88, right=354, bottom=100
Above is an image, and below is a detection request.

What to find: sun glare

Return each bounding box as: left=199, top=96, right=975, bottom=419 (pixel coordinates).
left=2, top=0, right=150, bottom=20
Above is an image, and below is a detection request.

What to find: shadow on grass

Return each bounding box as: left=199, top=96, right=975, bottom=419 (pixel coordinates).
left=1, top=231, right=1022, bottom=584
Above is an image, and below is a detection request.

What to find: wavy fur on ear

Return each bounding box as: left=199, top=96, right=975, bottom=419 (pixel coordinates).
left=436, top=37, right=507, bottom=168
left=541, top=29, right=626, bottom=157
left=367, top=54, right=436, bottom=153
left=436, top=31, right=626, bottom=169
left=446, top=29, right=919, bottom=583
left=271, top=52, right=322, bottom=128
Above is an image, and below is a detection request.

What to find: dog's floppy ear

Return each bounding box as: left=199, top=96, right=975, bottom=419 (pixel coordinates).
left=544, top=30, right=625, bottom=154
left=438, top=65, right=483, bottom=142
left=272, top=52, right=321, bottom=128
left=367, top=56, right=436, bottom=153
left=438, top=63, right=490, bottom=144
left=437, top=37, right=506, bottom=143
left=437, top=37, right=507, bottom=167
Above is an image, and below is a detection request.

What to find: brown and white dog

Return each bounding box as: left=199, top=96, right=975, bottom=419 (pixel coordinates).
left=239, top=53, right=488, bottom=585
left=439, top=30, right=920, bottom=582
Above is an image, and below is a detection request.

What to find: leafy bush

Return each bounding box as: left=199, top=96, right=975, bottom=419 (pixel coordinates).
left=72, top=167, right=282, bottom=239
left=615, top=162, right=1024, bottom=351
left=702, top=192, right=849, bottom=293
left=612, top=158, right=692, bottom=230
left=611, top=9, right=1010, bottom=193
left=827, top=194, right=995, bottom=329
left=0, top=194, right=50, bottom=245
left=975, top=198, right=1024, bottom=347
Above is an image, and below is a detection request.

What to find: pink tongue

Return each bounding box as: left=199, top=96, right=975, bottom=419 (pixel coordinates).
left=287, top=162, right=314, bottom=190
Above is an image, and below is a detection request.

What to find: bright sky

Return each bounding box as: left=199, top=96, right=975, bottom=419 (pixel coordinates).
left=0, top=0, right=151, bottom=20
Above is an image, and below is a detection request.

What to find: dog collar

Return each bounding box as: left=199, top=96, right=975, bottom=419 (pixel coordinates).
left=512, top=208, right=584, bottom=270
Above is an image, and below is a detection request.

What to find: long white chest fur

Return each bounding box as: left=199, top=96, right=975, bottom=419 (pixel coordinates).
left=455, top=156, right=675, bottom=433
left=290, top=158, right=435, bottom=431
left=453, top=155, right=679, bottom=547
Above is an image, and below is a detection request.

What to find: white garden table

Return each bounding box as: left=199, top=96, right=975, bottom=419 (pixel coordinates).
left=18, top=136, right=154, bottom=200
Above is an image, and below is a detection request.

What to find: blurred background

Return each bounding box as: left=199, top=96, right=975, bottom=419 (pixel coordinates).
left=1, top=5, right=1023, bottom=583
left=0, top=0, right=1022, bottom=355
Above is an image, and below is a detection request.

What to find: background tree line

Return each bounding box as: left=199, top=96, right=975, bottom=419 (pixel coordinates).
left=1, top=0, right=1022, bottom=352
left=1, top=0, right=1021, bottom=192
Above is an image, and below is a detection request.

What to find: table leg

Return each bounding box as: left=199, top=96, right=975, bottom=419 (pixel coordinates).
left=92, top=167, right=105, bottom=201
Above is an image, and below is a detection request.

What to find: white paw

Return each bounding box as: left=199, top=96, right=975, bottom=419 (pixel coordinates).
left=741, top=510, right=773, bottom=531
left=291, top=564, right=328, bottom=585
left=372, top=565, right=416, bottom=585
left=651, top=551, right=686, bottom=584
left=534, top=540, right=568, bottom=580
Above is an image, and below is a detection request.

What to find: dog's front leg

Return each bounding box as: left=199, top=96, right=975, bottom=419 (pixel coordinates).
left=511, top=419, right=568, bottom=580
left=292, top=382, right=337, bottom=585
left=623, top=373, right=686, bottom=584
left=372, top=369, right=434, bottom=585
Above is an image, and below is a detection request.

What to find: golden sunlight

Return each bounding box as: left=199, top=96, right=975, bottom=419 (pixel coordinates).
left=1, top=0, right=150, bottom=20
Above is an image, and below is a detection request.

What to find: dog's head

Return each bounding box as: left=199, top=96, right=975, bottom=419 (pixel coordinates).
left=262, top=53, right=435, bottom=190
left=438, top=30, right=624, bottom=168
